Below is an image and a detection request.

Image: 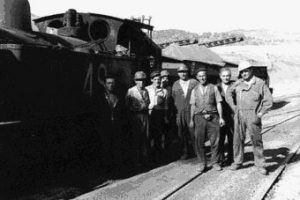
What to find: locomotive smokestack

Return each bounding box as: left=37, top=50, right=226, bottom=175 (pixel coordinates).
left=0, top=0, right=32, bottom=31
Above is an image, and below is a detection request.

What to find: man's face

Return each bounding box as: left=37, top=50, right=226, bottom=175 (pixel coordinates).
left=220, top=70, right=231, bottom=84
left=135, top=79, right=146, bottom=88
left=196, top=71, right=207, bottom=85
left=178, top=71, right=188, bottom=81
left=105, top=78, right=115, bottom=92
left=241, top=68, right=253, bottom=81
left=161, top=76, right=169, bottom=86
left=152, top=76, right=161, bottom=88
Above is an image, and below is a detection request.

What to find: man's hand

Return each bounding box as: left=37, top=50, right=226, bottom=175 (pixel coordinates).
left=189, top=120, right=194, bottom=129
left=219, top=118, right=225, bottom=127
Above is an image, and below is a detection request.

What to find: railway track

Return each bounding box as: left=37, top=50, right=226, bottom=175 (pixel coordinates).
left=74, top=98, right=300, bottom=200
left=253, top=144, right=300, bottom=200
left=158, top=111, right=300, bottom=200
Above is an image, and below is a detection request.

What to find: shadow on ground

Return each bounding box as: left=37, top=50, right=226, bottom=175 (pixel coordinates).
left=271, top=100, right=290, bottom=111
left=242, top=147, right=290, bottom=172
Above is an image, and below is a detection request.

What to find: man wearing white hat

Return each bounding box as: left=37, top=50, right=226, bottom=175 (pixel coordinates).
left=226, top=61, right=273, bottom=175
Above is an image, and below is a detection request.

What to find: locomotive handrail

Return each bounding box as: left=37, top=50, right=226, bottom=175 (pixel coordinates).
left=0, top=120, right=22, bottom=125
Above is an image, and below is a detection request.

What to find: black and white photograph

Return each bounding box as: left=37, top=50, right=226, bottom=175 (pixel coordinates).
left=1, top=0, right=300, bottom=199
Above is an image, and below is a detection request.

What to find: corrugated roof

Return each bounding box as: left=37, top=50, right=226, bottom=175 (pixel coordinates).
left=162, top=44, right=225, bottom=66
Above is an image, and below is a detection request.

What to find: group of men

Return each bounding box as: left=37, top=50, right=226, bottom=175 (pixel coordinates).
left=103, top=60, right=273, bottom=175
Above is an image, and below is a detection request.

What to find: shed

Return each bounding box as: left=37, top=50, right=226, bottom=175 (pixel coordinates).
left=162, top=44, right=228, bottom=83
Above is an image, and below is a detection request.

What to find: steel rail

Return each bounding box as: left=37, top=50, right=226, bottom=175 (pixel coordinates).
left=160, top=113, right=300, bottom=200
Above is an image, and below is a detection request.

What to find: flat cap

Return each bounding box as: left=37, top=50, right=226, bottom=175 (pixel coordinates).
left=160, top=70, right=170, bottom=77
left=238, top=61, right=252, bottom=72
left=150, top=70, right=160, bottom=79
left=177, top=64, right=189, bottom=72
left=195, top=68, right=207, bottom=74
left=134, top=71, right=147, bottom=80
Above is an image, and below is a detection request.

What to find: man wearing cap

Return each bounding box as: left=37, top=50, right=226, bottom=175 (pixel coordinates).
left=160, top=69, right=176, bottom=158
left=217, top=68, right=235, bottom=166
left=190, top=69, right=225, bottom=172
left=125, top=71, right=150, bottom=167
left=161, top=70, right=172, bottom=97
left=172, top=64, right=198, bottom=160
left=146, top=70, right=168, bottom=164
left=227, top=61, right=273, bottom=175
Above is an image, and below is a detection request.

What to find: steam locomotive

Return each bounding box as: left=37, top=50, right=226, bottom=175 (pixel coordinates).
left=0, top=0, right=160, bottom=187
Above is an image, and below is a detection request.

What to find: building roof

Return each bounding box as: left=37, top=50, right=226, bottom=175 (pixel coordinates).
left=162, top=44, right=226, bottom=66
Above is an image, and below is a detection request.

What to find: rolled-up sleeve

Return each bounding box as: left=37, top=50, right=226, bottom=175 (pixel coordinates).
left=214, top=86, right=222, bottom=103
left=190, top=89, right=195, bottom=105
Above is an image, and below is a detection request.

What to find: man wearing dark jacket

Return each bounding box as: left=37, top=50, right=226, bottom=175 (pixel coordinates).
left=172, top=64, right=198, bottom=160
left=217, top=68, right=235, bottom=166
left=103, top=75, right=126, bottom=168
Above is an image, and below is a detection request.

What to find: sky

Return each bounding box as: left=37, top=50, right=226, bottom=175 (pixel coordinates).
left=29, top=0, right=299, bottom=33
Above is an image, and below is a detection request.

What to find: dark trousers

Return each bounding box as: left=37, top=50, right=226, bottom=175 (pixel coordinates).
left=149, top=109, right=165, bottom=163
left=219, top=114, right=234, bottom=163
left=129, top=113, right=150, bottom=165
left=101, top=121, right=121, bottom=165
left=176, top=109, right=194, bottom=157
left=194, top=114, right=220, bottom=166
left=233, top=110, right=265, bottom=167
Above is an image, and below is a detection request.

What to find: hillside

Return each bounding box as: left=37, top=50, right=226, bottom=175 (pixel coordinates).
left=153, top=29, right=300, bottom=46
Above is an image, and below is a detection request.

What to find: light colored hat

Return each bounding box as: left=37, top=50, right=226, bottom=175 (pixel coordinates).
left=134, top=71, right=147, bottom=80
left=238, top=61, right=252, bottom=72
left=160, top=70, right=170, bottom=77
left=177, top=64, right=189, bottom=72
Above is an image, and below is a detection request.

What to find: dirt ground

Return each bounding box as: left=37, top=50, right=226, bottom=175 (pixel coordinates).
left=167, top=95, right=300, bottom=200
left=265, top=148, right=300, bottom=200
left=72, top=95, right=300, bottom=200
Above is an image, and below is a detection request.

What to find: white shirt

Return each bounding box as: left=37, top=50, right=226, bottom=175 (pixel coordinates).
left=222, top=83, right=229, bottom=94
left=179, top=79, right=190, bottom=97
left=146, top=85, right=168, bottom=110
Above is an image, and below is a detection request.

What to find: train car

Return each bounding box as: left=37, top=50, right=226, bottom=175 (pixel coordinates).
left=0, top=0, right=161, bottom=188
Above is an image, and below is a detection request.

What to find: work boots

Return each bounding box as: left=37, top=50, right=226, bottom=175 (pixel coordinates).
left=196, top=164, right=206, bottom=173
left=257, top=167, right=268, bottom=175
left=230, top=164, right=242, bottom=171
left=212, top=164, right=222, bottom=171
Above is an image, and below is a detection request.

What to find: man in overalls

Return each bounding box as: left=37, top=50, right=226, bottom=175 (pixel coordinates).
left=172, top=64, right=198, bottom=160
left=125, top=71, right=150, bottom=167
left=227, top=61, right=273, bottom=175
left=189, top=69, right=225, bottom=172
